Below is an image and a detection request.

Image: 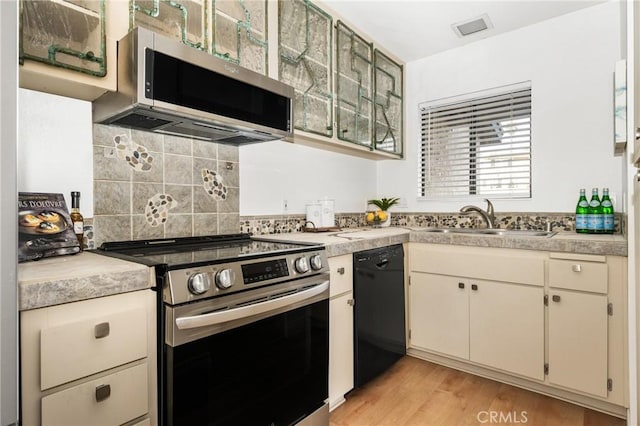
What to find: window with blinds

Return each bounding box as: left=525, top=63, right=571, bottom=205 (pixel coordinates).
left=419, top=84, right=532, bottom=199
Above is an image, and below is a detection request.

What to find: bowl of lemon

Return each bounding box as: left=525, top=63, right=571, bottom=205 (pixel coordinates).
left=365, top=197, right=399, bottom=227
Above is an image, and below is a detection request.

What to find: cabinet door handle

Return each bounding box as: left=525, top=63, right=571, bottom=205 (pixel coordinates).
left=347, top=298, right=355, bottom=306
left=471, top=284, right=478, bottom=291
left=572, top=264, right=582, bottom=272
left=94, top=322, right=110, bottom=339
left=458, top=282, right=465, bottom=289
left=337, top=267, right=345, bottom=275
left=552, top=295, right=561, bottom=302
left=95, top=384, right=111, bottom=402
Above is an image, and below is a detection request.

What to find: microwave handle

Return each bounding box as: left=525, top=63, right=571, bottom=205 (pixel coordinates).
left=175, top=281, right=329, bottom=330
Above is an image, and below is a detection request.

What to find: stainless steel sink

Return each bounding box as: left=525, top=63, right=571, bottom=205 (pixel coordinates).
left=419, top=228, right=556, bottom=237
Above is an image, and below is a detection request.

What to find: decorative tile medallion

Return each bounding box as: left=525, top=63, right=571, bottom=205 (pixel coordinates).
left=145, top=193, right=178, bottom=227
left=114, top=134, right=154, bottom=172
left=202, top=168, right=228, bottom=200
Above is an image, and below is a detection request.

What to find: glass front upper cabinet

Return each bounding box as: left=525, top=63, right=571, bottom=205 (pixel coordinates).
left=374, top=49, right=403, bottom=156
left=279, top=0, right=333, bottom=138
left=336, top=21, right=373, bottom=148
left=131, top=0, right=268, bottom=75
left=131, top=0, right=208, bottom=50
left=20, top=0, right=107, bottom=76
left=211, top=0, right=268, bottom=75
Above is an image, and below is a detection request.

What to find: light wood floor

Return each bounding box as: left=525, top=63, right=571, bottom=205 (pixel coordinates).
left=330, top=356, right=626, bottom=426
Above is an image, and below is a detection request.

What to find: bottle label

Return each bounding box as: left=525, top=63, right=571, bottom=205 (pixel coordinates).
left=602, top=200, right=612, bottom=207
left=576, top=214, right=588, bottom=230
left=73, top=221, right=84, bottom=234
left=578, top=200, right=589, bottom=208
left=587, top=214, right=604, bottom=231
left=603, top=214, right=614, bottom=231
left=589, top=200, right=600, bottom=208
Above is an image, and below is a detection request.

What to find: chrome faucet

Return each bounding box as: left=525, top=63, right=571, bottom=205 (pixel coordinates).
left=460, top=199, right=496, bottom=229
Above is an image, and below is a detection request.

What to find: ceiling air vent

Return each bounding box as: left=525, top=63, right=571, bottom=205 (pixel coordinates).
left=452, top=14, right=493, bottom=37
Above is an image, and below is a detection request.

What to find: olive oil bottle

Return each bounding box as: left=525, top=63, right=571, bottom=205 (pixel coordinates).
left=70, top=191, right=84, bottom=250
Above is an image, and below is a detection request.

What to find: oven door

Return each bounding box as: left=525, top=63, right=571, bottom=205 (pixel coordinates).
left=163, top=278, right=329, bottom=426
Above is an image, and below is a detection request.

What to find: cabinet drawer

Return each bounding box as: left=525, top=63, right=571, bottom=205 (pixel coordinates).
left=329, top=255, right=353, bottom=297
left=548, top=259, right=607, bottom=294
left=41, top=362, right=148, bottom=426
left=41, top=307, right=147, bottom=390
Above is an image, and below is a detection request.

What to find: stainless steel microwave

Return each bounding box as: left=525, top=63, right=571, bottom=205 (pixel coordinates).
left=93, top=27, right=294, bottom=145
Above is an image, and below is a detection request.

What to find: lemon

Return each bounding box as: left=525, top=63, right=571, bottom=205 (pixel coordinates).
left=366, top=212, right=375, bottom=222
left=377, top=211, right=387, bottom=221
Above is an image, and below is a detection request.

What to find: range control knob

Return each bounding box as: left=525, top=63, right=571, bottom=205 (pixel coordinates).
left=188, top=273, right=211, bottom=295
left=294, top=257, right=310, bottom=274
left=310, top=254, right=323, bottom=271
left=215, top=269, right=236, bottom=289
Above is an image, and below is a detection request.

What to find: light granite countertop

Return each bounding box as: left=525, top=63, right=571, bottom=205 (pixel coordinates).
left=259, top=226, right=628, bottom=257
left=18, top=251, right=154, bottom=311
left=18, top=227, right=627, bottom=311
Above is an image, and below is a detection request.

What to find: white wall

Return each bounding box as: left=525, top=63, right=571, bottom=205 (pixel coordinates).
left=1, top=1, right=18, bottom=423
left=239, top=140, right=377, bottom=215
left=18, top=89, right=94, bottom=216
left=378, top=1, right=624, bottom=213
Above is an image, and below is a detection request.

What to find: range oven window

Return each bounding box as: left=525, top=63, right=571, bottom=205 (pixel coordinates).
left=164, top=299, right=328, bottom=425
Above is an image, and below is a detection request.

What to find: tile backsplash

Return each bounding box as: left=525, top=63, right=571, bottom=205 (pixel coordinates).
left=241, top=212, right=624, bottom=236
left=92, top=125, right=239, bottom=247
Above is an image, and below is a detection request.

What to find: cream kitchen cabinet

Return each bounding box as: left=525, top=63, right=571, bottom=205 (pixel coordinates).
left=547, top=253, right=624, bottom=402
left=19, top=0, right=129, bottom=101
left=469, top=279, right=544, bottom=381
left=21, top=290, right=157, bottom=426
left=408, top=243, right=628, bottom=415
left=409, top=257, right=544, bottom=381
left=328, top=254, right=354, bottom=411
left=409, top=273, right=469, bottom=360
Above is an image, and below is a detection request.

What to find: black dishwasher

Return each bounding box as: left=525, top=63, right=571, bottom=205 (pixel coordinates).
left=353, top=244, right=406, bottom=388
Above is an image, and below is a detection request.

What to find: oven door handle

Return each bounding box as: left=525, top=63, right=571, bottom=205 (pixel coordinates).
left=175, top=281, right=329, bottom=330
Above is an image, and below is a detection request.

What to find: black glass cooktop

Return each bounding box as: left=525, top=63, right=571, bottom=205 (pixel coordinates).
left=95, top=234, right=321, bottom=270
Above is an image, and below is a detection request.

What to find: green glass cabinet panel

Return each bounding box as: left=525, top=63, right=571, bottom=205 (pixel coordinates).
left=374, top=49, right=403, bottom=156
left=20, top=0, right=106, bottom=76
left=212, top=0, right=268, bottom=75
left=336, top=21, right=373, bottom=148
left=131, top=0, right=208, bottom=50
left=279, top=0, right=333, bottom=137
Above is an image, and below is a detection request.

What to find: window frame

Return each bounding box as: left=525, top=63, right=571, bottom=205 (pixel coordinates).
left=418, top=82, right=532, bottom=201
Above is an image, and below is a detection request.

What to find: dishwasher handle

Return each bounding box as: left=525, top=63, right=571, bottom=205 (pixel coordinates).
left=376, top=259, right=389, bottom=269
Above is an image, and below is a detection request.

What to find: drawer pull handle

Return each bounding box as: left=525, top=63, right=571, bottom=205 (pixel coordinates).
left=458, top=282, right=465, bottom=289
left=94, top=322, right=110, bottom=339
left=471, top=284, right=478, bottom=291
left=95, top=384, right=111, bottom=402
left=337, top=267, right=345, bottom=275
left=347, top=299, right=355, bottom=306
left=572, top=264, right=582, bottom=272
left=552, top=295, right=561, bottom=303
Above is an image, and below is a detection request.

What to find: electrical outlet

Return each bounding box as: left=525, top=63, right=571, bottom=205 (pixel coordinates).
left=397, top=197, right=408, bottom=208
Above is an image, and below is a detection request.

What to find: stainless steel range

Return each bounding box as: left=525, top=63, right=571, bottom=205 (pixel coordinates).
left=97, top=234, right=330, bottom=426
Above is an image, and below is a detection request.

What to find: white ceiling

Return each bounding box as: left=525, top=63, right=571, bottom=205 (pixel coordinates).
left=322, top=0, right=607, bottom=62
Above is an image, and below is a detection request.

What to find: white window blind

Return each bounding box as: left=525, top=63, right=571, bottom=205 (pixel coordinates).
left=419, top=85, right=532, bottom=199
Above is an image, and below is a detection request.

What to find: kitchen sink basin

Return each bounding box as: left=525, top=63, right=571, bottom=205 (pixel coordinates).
left=420, top=228, right=557, bottom=237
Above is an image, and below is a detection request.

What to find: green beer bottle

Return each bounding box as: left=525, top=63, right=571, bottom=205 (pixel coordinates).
left=575, top=189, right=589, bottom=233
left=587, top=188, right=603, bottom=234
left=601, top=188, right=614, bottom=234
